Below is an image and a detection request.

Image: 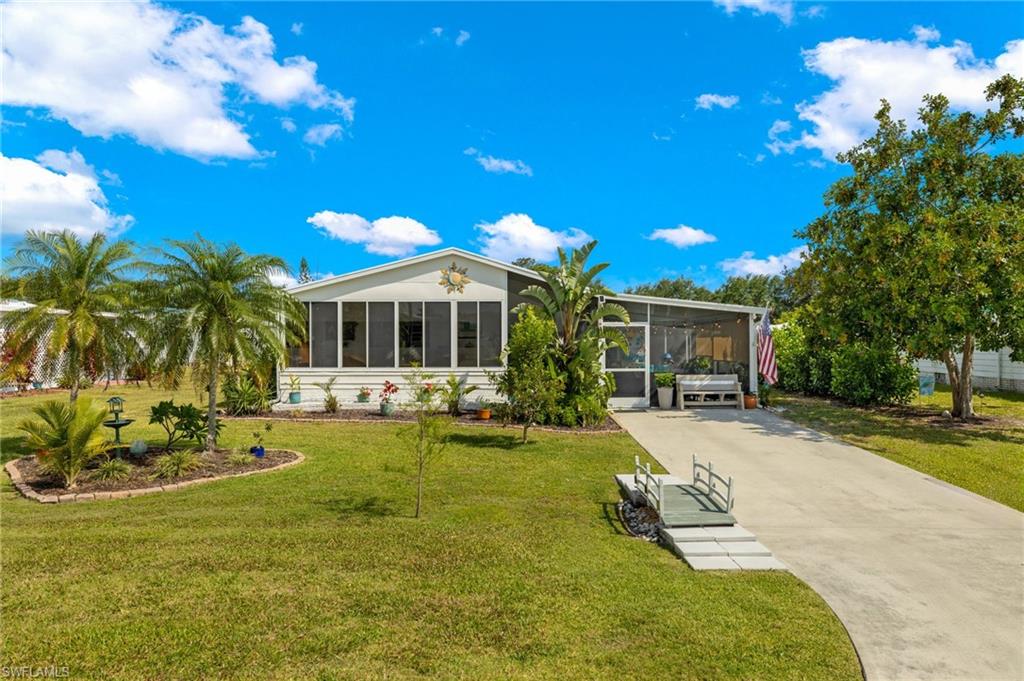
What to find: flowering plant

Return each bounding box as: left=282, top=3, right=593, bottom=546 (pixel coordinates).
left=379, top=381, right=399, bottom=404
left=358, top=386, right=373, bottom=398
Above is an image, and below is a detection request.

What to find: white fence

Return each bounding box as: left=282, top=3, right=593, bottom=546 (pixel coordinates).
left=916, top=348, right=1024, bottom=393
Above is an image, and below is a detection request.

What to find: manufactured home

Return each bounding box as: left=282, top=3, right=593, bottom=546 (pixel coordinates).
left=279, top=248, right=763, bottom=410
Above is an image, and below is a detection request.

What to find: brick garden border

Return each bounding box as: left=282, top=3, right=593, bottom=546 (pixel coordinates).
left=3, top=449, right=305, bottom=504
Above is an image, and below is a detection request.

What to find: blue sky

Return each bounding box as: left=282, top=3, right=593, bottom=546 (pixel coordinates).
left=3, top=1, right=1022, bottom=291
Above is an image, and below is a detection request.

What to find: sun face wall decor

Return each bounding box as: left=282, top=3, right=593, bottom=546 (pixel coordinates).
left=439, top=261, right=471, bottom=293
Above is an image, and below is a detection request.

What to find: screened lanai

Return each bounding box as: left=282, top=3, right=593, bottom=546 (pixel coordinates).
left=602, top=294, right=761, bottom=408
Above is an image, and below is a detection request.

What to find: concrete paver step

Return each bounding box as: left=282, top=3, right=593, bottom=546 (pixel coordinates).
left=732, top=555, right=787, bottom=571
left=684, top=556, right=741, bottom=571
left=723, top=541, right=771, bottom=557
left=675, top=541, right=729, bottom=557
left=706, top=525, right=756, bottom=542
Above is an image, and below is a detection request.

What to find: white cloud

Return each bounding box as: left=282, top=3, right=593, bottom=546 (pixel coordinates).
left=713, top=0, right=794, bottom=25
left=431, top=27, right=444, bottom=37
left=455, top=30, right=471, bottom=47
left=1, top=152, right=133, bottom=237
left=719, top=246, right=806, bottom=276
left=765, top=119, right=798, bottom=155
left=761, top=92, right=783, bottom=106
left=771, top=35, right=1024, bottom=160
left=464, top=148, right=532, bottom=176
left=268, top=269, right=298, bottom=289
left=801, top=5, right=826, bottom=19
left=476, top=156, right=532, bottom=176
left=303, top=123, right=343, bottom=147
left=1, top=2, right=354, bottom=161
left=307, top=212, right=442, bottom=257
left=647, top=225, right=717, bottom=249
left=911, top=25, right=940, bottom=43
left=290, top=22, right=303, bottom=36
left=34, top=149, right=97, bottom=180
left=475, top=213, right=590, bottom=262
left=652, top=131, right=673, bottom=142
left=280, top=117, right=297, bottom=133
left=695, top=93, right=740, bottom=110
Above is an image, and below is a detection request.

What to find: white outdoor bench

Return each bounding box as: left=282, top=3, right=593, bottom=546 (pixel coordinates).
left=676, top=374, right=743, bottom=410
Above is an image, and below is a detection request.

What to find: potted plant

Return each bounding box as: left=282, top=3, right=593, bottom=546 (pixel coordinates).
left=357, top=386, right=372, bottom=403
left=743, top=391, right=758, bottom=410
left=477, top=400, right=493, bottom=421
left=379, top=380, right=399, bottom=416
left=287, top=375, right=302, bottom=404
left=654, top=372, right=675, bottom=410
left=250, top=422, right=272, bottom=458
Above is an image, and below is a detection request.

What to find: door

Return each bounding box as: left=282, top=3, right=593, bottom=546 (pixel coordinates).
left=604, top=323, right=649, bottom=408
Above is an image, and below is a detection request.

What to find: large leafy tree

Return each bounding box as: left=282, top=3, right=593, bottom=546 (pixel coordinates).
left=143, top=237, right=306, bottom=450
left=624, top=276, right=714, bottom=301
left=799, top=75, right=1024, bottom=419
left=516, top=241, right=629, bottom=421
left=1, top=230, right=142, bottom=402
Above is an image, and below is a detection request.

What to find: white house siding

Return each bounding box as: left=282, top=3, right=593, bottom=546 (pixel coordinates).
left=277, top=252, right=512, bottom=410
left=916, top=347, right=1024, bottom=393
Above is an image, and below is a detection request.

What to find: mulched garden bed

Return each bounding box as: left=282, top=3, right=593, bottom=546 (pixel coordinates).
left=11, top=448, right=299, bottom=496
left=236, top=408, right=622, bottom=432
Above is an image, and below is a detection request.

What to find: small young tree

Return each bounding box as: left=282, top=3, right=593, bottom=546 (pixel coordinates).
left=490, top=307, right=565, bottom=443
left=402, top=366, right=450, bottom=518
left=800, top=75, right=1024, bottom=419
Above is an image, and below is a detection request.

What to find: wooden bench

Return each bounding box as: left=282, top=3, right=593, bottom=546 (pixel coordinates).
left=676, top=373, right=743, bottom=410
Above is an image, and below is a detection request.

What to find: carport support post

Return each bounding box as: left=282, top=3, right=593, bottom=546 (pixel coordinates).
left=748, top=313, right=758, bottom=394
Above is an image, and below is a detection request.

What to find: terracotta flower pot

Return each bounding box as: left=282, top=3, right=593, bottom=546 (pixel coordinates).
left=477, top=408, right=492, bottom=421
left=743, top=394, right=758, bottom=410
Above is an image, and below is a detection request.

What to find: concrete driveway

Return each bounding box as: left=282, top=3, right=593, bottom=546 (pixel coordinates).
left=613, top=408, right=1024, bottom=681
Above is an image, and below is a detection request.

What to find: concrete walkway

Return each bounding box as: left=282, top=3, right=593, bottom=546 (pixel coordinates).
left=613, top=408, right=1024, bottom=681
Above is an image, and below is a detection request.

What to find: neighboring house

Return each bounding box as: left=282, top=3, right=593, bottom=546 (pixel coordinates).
left=280, top=248, right=763, bottom=409
left=917, top=350, right=1024, bottom=393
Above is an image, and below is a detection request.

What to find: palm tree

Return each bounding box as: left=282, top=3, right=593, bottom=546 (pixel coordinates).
left=143, top=237, right=306, bottom=450
left=18, top=399, right=110, bottom=488
left=516, top=240, right=630, bottom=356
left=1, top=230, right=141, bottom=403
left=514, top=240, right=630, bottom=417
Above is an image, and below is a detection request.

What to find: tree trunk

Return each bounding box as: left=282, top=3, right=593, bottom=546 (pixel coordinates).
left=206, top=366, right=219, bottom=451
left=68, top=346, right=79, bottom=405
left=522, top=422, right=530, bottom=444
left=415, top=453, right=424, bottom=519
left=942, top=338, right=975, bottom=420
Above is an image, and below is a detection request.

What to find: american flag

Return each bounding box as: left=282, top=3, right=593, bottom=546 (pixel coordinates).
left=757, top=308, right=778, bottom=385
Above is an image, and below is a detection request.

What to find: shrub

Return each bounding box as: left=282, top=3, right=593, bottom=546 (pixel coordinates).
left=149, top=400, right=220, bottom=449
left=830, top=342, right=918, bottom=406
left=93, top=457, right=132, bottom=482
left=489, top=307, right=565, bottom=441
left=654, top=372, right=675, bottom=388
left=18, top=400, right=109, bottom=488
left=222, top=375, right=271, bottom=416
left=773, top=313, right=835, bottom=396
left=152, top=450, right=202, bottom=479
left=440, top=374, right=479, bottom=416
left=314, top=377, right=339, bottom=413
left=227, top=451, right=252, bottom=467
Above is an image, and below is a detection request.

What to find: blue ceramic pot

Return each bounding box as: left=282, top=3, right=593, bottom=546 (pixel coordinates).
left=380, top=401, right=396, bottom=417
left=288, top=391, right=301, bottom=404
left=250, top=445, right=265, bottom=458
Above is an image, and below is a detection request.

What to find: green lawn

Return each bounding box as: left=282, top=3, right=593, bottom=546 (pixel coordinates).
left=775, top=385, right=1024, bottom=512
left=1, top=385, right=860, bottom=680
